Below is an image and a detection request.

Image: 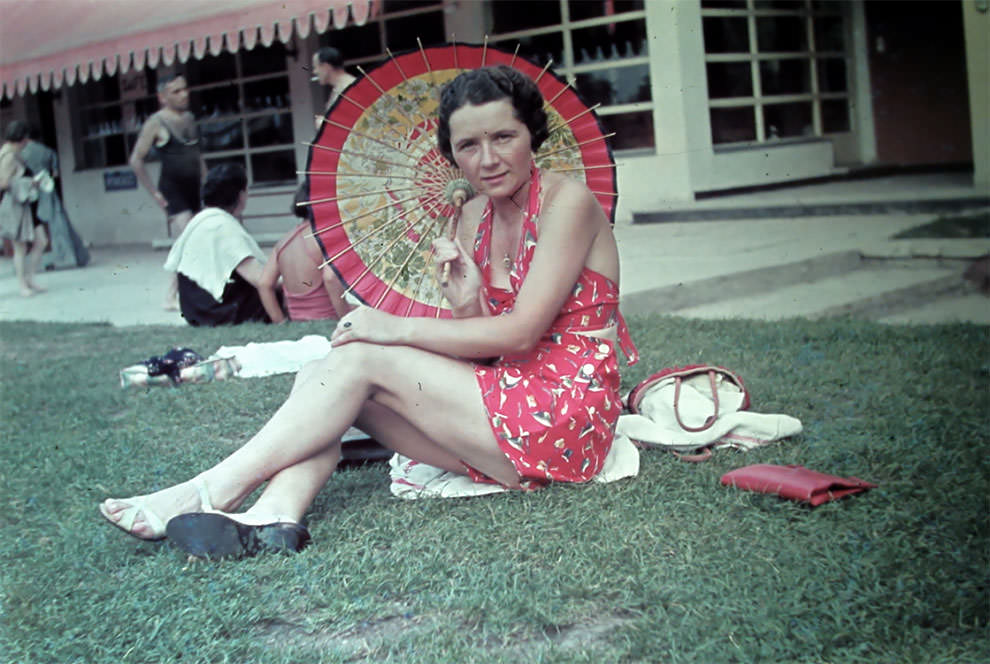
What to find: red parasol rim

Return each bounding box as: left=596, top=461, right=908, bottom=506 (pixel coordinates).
left=305, top=42, right=618, bottom=317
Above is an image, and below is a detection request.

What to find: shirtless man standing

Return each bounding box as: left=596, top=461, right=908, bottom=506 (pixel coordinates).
left=311, top=47, right=356, bottom=131
left=129, top=73, right=204, bottom=309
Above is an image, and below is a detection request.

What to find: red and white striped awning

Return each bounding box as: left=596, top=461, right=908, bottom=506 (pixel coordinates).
left=0, top=0, right=379, bottom=99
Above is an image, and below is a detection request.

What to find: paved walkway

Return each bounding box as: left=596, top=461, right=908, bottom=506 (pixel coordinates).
left=1, top=173, right=987, bottom=327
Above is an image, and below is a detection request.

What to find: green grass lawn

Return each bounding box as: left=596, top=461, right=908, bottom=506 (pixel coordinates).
left=1, top=316, right=987, bottom=663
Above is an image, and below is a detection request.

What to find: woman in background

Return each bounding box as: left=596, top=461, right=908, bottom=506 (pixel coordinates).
left=0, top=120, right=47, bottom=296
left=257, top=181, right=353, bottom=322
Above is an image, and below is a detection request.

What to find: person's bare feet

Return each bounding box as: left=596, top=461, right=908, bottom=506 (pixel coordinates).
left=27, top=281, right=46, bottom=293
left=19, top=285, right=34, bottom=297
left=99, top=478, right=215, bottom=540
left=163, top=298, right=179, bottom=311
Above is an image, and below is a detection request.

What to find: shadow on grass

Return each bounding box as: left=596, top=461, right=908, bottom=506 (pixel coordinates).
left=893, top=210, right=990, bottom=239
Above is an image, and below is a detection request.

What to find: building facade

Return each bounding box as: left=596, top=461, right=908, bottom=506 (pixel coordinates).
left=1, top=0, right=985, bottom=247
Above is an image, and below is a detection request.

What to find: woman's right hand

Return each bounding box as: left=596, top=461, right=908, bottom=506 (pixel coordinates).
left=433, top=236, right=482, bottom=311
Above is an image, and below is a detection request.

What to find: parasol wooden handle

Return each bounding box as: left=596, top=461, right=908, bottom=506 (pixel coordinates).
left=440, top=180, right=473, bottom=288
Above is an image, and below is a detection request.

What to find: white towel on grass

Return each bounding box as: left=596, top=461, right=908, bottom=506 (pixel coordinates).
left=388, top=433, right=640, bottom=499
left=211, top=335, right=332, bottom=377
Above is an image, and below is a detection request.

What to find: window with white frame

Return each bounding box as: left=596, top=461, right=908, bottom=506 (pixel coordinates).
left=70, top=42, right=296, bottom=186
left=317, top=1, right=446, bottom=64
left=485, top=0, right=653, bottom=152
left=184, top=42, right=295, bottom=186
left=701, top=0, right=851, bottom=146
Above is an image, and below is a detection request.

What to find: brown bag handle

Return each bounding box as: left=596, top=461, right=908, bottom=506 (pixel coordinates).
left=672, top=370, right=720, bottom=433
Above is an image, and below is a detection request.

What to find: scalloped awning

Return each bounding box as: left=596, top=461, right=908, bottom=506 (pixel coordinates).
left=0, top=0, right=379, bottom=99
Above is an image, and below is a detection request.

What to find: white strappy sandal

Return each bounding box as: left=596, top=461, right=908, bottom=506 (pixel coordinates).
left=99, top=477, right=214, bottom=541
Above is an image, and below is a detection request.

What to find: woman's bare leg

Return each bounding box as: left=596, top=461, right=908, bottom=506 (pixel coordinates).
left=25, top=225, right=47, bottom=292
left=12, top=241, right=32, bottom=296
left=102, top=342, right=517, bottom=536
left=164, top=211, right=193, bottom=310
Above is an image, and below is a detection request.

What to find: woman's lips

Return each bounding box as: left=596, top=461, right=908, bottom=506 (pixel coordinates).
left=482, top=173, right=507, bottom=187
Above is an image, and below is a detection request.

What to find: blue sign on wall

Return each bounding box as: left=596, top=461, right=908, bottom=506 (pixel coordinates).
left=104, top=170, right=137, bottom=191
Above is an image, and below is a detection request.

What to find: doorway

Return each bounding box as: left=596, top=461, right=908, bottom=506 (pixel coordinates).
left=865, top=0, right=972, bottom=166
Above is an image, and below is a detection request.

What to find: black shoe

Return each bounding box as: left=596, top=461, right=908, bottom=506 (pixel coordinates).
left=166, top=512, right=311, bottom=560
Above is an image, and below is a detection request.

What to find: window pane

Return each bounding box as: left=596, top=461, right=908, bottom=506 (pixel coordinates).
left=83, top=106, right=122, bottom=138
left=190, top=83, right=240, bottom=118
left=701, top=0, right=746, bottom=8
left=756, top=16, right=808, bottom=52
left=243, top=78, right=289, bottom=114
left=706, top=62, right=753, bottom=98
left=816, top=58, right=847, bottom=93
left=572, top=19, right=647, bottom=64
left=104, top=135, right=127, bottom=166
left=241, top=43, right=288, bottom=77
left=247, top=113, right=293, bottom=147
left=77, top=76, right=121, bottom=106
left=204, top=154, right=245, bottom=175
left=321, top=23, right=380, bottom=60
left=570, top=0, right=644, bottom=21
left=81, top=139, right=106, bottom=168
left=184, top=52, right=237, bottom=86
left=491, top=0, right=561, bottom=33
left=754, top=0, right=805, bottom=10
left=599, top=111, right=654, bottom=150
left=763, top=101, right=813, bottom=138
left=814, top=16, right=844, bottom=51
left=200, top=119, right=244, bottom=152
left=821, top=98, right=850, bottom=133
left=575, top=64, right=651, bottom=106
left=384, top=9, right=445, bottom=51
left=251, top=149, right=295, bottom=183
left=491, top=33, right=564, bottom=70
left=703, top=17, right=750, bottom=54
left=711, top=106, right=756, bottom=144
left=759, top=58, right=810, bottom=95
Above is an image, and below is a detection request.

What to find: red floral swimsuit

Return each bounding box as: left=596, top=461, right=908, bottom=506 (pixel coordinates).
left=468, top=168, right=638, bottom=487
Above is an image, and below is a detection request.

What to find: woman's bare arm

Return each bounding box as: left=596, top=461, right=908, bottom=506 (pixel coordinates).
left=335, top=177, right=607, bottom=358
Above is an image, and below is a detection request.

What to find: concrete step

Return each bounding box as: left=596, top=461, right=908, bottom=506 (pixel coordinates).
left=620, top=250, right=866, bottom=316
left=672, top=266, right=962, bottom=320
left=877, top=293, right=990, bottom=325
left=619, top=247, right=986, bottom=323
left=633, top=197, right=990, bottom=224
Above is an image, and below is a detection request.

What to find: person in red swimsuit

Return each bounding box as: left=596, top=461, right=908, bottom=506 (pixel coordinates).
left=257, top=182, right=354, bottom=322
left=99, top=65, right=638, bottom=559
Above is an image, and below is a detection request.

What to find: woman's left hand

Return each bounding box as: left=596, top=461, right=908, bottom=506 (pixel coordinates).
left=330, top=305, right=407, bottom=347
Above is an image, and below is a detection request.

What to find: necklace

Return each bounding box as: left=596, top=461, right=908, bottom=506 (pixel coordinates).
left=498, top=180, right=528, bottom=273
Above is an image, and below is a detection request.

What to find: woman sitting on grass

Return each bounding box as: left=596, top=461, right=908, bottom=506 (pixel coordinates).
left=256, top=181, right=354, bottom=322
left=164, top=163, right=274, bottom=327
left=99, top=65, right=638, bottom=558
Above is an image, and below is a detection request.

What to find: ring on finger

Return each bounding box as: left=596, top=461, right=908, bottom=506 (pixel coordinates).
left=342, top=321, right=352, bottom=328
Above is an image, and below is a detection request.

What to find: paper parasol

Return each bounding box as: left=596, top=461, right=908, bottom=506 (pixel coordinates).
left=303, top=41, right=617, bottom=318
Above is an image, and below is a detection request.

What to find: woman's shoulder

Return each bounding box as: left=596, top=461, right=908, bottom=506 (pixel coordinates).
left=541, top=169, right=594, bottom=200
left=539, top=170, right=607, bottom=225
left=275, top=222, right=310, bottom=250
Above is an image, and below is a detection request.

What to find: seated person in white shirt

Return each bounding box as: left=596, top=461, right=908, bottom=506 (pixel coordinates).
left=164, top=163, right=281, bottom=326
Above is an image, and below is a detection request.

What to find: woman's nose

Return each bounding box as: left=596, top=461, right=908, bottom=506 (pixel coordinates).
left=479, top=141, right=498, bottom=165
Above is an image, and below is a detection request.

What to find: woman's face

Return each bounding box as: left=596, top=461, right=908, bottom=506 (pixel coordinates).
left=447, top=98, right=532, bottom=200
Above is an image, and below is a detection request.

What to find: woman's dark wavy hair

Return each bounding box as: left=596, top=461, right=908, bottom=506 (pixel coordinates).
left=202, top=163, right=247, bottom=210
left=436, top=65, right=548, bottom=165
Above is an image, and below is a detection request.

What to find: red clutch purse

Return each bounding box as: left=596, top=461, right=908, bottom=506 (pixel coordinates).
left=720, top=464, right=877, bottom=506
